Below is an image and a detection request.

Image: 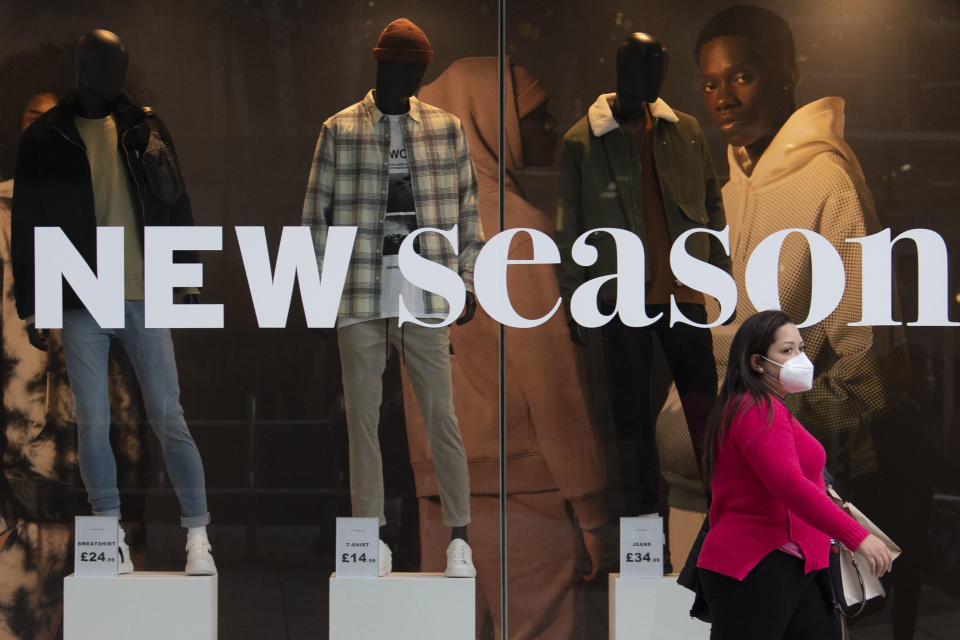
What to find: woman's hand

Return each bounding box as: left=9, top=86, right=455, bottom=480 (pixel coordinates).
left=854, top=534, right=893, bottom=577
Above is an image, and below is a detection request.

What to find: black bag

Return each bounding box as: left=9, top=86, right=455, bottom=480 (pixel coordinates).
left=676, top=516, right=711, bottom=622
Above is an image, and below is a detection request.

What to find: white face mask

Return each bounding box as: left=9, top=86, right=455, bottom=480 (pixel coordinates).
left=762, top=353, right=814, bottom=393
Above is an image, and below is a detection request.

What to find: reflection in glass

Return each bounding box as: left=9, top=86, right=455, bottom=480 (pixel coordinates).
left=405, top=56, right=608, bottom=638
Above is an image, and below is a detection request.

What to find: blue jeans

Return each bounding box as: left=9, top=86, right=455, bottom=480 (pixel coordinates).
left=62, top=301, right=210, bottom=527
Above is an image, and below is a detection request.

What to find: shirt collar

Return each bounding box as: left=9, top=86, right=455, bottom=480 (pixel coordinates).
left=363, top=89, right=422, bottom=126
left=588, top=92, right=679, bottom=137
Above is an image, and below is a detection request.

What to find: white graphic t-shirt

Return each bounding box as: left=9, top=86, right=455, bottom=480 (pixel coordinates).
left=376, top=115, right=444, bottom=323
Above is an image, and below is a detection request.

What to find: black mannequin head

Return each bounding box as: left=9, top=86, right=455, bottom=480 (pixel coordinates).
left=76, top=29, right=128, bottom=118
left=615, top=33, right=669, bottom=122
left=375, top=60, right=428, bottom=114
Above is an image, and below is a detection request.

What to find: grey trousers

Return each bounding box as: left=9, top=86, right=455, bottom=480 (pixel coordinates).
left=338, top=319, right=470, bottom=527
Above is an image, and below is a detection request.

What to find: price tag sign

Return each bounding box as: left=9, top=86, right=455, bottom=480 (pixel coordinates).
left=74, top=516, right=119, bottom=577
left=620, top=515, right=664, bottom=577
left=335, top=517, right=379, bottom=578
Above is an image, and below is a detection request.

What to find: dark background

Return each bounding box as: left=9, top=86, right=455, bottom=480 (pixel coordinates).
left=1, top=0, right=958, bottom=637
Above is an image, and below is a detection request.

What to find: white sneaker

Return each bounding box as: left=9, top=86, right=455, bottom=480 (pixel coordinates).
left=378, top=539, right=392, bottom=577
left=185, top=534, right=217, bottom=576
left=444, top=538, right=476, bottom=578
left=117, top=525, right=134, bottom=575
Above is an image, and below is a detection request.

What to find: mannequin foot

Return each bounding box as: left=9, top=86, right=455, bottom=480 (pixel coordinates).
left=117, top=524, right=134, bottom=574
left=378, top=539, right=392, bottom=577
left=185, top=530, right=217, bottom=576
left=444, top=538, right=476, bottom=578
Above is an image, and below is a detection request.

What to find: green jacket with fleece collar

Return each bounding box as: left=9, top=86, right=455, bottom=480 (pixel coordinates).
left=555, top=93, right=731, bottom=319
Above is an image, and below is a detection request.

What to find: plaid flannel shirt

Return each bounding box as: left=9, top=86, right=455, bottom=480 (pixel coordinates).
left=301, top=90, right=483, bottom=322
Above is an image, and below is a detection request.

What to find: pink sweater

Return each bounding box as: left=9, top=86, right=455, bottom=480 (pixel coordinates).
left=698, top=395, right=869, bottom=580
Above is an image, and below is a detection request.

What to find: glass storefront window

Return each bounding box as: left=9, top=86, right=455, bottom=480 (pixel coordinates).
left=0, top=1, right=957, bottom=639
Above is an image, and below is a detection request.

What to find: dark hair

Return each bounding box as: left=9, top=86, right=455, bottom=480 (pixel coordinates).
left=693, top=4, right=796, bottom=84
left=701, top=309, right=794, bottom=485
left=0, top=42, right=75, bottom=178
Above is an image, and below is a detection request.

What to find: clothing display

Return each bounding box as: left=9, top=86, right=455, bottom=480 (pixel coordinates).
left=403, top=57, right=607, bottom=639
left=12, top=92, right=212, bottom=530
left=555, top=93, right=730, bottom=311
left=301, top=90, right=483, bottom=324
left=61, top=302, right=208, bottom=524
left=72, top=114, right=144, bottom=300
left=0, top=7, right=956, bottom=640
left=556, top=91, right=728, bottom=513
left=11, top=94, right=197, bottom=319
left=302, top=80, right=480, bottom=529
left=338, top=319, right=469, bottom=526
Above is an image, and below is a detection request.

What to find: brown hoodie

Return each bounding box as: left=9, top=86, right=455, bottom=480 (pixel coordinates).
left=402, top=57, right=607, bottom=530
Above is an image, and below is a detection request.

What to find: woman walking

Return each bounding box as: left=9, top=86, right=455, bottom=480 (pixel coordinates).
left=697, top=310, right=892, bottom=639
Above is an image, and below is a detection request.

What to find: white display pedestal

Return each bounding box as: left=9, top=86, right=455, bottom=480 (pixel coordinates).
left=329, top=572, right=474, bottom=639
left=609, top=574, right=709, bottom=639
left=64, top=572, right=217, bottom=640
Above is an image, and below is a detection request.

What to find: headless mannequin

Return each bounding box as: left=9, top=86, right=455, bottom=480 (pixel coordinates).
left=567, top=33, right=668, bottom=345
left=373, top=60, right=470, bottom=543
left=26, top=30, right=200, bottom=352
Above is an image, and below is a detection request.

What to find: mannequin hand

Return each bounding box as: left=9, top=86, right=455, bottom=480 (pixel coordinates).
left=182, top=293, right=202, bottom=305
left=568, top=319, right=589, bottom=345
left=456, top=291, right=477, bottom=326
left=581, top=529, right=602, bottom=582
left=27, top=323, right=49, bottom=351
left=855, top=534, right=893, bottom=578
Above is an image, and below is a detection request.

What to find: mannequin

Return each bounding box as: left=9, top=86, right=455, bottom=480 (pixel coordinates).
left=25, top=30, right=200, bottom=352
left=11, top=29, right=215, bottom=575
left=301, top=18, right=480, bottom=579
left=555, top=33, right=730, bottom=520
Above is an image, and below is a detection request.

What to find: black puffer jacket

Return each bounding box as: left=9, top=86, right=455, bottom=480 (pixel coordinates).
left=11, top=92, right=195, bottom=319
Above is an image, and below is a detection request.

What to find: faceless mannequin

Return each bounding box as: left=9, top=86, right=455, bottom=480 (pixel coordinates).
left=374, top=60, right=427, bottom=115
left=13, top=28, right=215, bottom=574
left=613, top=32, right=669, bottom=123
left=76, top=29, right=128, bottom=119
left=566, top=32, right=670, bottom=346
left=373, top=59, right=475, bottom=323
left=25, top=30, right=197, bottom=352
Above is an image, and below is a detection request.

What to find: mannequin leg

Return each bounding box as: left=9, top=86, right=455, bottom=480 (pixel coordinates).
left=657, top=303, right=717, bottom=474
left=600, top=316, right=656, bottom=514
left=392, top=323, right=469, bottom=527
left=337, top=320, right=390, bottom=525
left=61, top=308, right=120, bottom=517
left=116, top=301, right=209, bottom=527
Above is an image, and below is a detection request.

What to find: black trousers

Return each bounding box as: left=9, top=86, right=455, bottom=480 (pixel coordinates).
left=600, top=302, right=716, bottom=513
left=700, top=551, right=841, bottom=640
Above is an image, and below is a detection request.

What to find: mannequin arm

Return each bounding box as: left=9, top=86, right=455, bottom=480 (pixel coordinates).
left=301, top=124, right=337, bottom=264
left=454, top=122, right=483, bottom=294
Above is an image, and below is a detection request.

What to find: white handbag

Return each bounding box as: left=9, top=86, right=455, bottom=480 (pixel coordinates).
left=826, top=485, right=901, bottom=615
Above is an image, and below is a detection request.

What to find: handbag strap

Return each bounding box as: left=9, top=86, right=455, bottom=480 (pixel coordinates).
left=846, top=548, right=868, bottom=617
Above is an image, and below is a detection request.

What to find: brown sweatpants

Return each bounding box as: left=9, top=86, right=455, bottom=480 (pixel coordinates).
left=419, top=491, right=580, bottom=640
